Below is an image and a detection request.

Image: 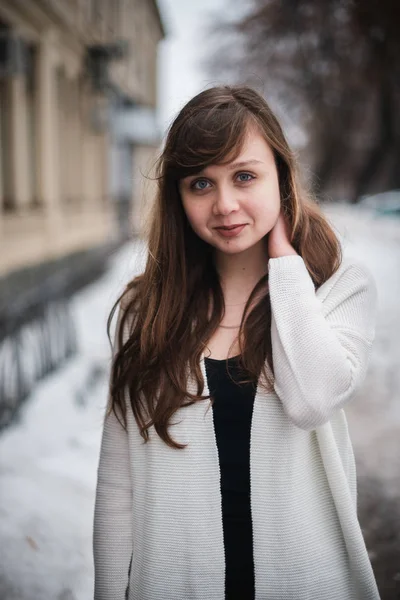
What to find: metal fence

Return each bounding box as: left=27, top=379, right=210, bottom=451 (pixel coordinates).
left=0, top=241, right=121, bottom=430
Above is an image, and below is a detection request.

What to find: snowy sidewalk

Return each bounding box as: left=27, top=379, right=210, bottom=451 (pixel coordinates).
left=324, top=203, right=400, bottom=497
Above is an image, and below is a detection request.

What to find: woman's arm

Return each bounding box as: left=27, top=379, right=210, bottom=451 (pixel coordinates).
left=268, top=255, right=378, bottom=430
left=93, top=307, right=133, bottom=599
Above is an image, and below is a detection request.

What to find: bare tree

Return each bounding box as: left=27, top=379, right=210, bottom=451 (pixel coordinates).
left=204, top=0, right=400, bottom=202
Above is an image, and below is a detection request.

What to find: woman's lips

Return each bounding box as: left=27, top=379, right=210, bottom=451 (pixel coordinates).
left=214, top=224, right=247, bottom=238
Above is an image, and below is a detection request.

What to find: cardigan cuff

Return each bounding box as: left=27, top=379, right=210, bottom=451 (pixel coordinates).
left=268, top=255, right=305, bottom=271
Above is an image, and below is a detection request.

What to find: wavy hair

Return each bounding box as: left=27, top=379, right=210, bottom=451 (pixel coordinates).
left=107, top=85, right=342, bottom=448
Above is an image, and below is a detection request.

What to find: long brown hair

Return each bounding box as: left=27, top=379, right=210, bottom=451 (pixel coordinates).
left=108, top=85, right=342, bottom=448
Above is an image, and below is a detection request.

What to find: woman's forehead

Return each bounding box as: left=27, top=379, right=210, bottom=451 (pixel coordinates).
left=201, top=131, right=274, bottom=171
left=168, top=116, right=275, bottom=180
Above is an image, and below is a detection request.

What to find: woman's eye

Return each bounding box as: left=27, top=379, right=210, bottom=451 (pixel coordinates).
left=237, top=172, right=254, bottom=183
left=192, top=179, right=210, bottom=191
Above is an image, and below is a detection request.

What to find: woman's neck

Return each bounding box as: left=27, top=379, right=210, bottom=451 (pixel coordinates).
left=214, top=240, right=269, bottom=304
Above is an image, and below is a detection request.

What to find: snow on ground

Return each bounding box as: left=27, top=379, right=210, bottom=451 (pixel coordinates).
left=0, top=240, right=147, bottom=600
left=323, top=203, right=400, bottom=497
left=0, top=204, right=399, bottom=599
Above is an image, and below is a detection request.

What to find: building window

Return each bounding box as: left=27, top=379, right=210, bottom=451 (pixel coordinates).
left=86, top=0, right=102, bottom=25
left=26, top=43, right=39, bottom=209
left=0, top=77, right=12, bottom=213
left=0, top=19, right=12, bottom=212
left=108, top=0, right=121, bottom=36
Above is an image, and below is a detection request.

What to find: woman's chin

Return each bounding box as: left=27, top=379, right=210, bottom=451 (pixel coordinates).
left=212, top=239, right=257, bottom=256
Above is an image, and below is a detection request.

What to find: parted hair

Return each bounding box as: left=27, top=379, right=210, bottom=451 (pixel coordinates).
left=107, top=85, right=342, bottom=448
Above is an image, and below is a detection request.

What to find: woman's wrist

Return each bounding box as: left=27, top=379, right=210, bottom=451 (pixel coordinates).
left=268, top=245, right=299, bottom=259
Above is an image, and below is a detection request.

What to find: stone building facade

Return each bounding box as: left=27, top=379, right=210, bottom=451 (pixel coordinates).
left=0, top=0, right=164, bottom=277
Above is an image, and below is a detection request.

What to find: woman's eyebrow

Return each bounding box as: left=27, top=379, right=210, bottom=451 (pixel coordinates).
left=227, top=159, right=264, bottom=170
left=182, top=159, right=265, bottom=182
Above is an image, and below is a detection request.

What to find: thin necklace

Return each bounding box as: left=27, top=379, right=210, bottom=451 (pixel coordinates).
left=220, top=323, right=241, bottom=329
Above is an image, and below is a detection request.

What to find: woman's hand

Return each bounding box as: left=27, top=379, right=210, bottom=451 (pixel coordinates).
left=268, top=209, right=298, bottom=259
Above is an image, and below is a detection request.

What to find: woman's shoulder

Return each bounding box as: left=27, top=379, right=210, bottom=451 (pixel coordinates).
left=336, top=256, right=375, bottom=288
left=119, top=276, right=143, bottom=313
left=317, top=255, right=377, bottom=305
left=120, top=285, right=138, bottom=312
left=115, top=279, right=142, bottom=344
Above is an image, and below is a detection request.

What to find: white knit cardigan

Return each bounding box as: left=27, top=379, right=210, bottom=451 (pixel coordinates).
left=93, top=255, right=381, bottom=600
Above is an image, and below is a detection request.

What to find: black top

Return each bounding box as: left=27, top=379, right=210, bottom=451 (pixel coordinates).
left=204, top=355, right=257, bottom=600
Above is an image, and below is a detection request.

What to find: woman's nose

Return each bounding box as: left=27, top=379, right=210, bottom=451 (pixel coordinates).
left=212, top=186, right=240, bottom=215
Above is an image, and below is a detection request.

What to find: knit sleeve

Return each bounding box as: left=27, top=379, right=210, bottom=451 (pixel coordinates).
left=93, top=306, right=133, bottom=599
left=268, top=255, right=378, bottom=430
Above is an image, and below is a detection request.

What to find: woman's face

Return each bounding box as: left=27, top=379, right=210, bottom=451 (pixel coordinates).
left=179, top=126, right=281, bottom=256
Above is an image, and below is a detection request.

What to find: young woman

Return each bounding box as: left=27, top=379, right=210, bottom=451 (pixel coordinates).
left=93, top=86, right=380, bottom=600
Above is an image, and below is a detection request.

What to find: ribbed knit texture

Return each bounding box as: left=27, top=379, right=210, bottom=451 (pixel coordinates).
left=93, top=255, right=381, bottom=600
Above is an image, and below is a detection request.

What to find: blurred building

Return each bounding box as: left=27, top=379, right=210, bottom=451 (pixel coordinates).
left=0, top=0, right=164, bottom=277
